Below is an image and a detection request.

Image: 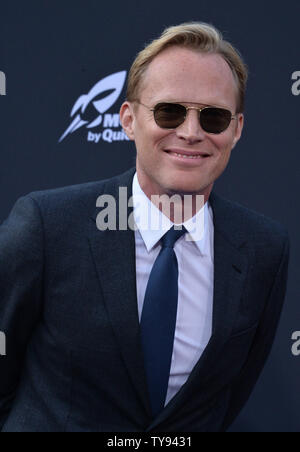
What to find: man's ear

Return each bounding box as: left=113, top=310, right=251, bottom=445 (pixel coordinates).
left=232, top=113, right=244, bottom=149
left=120, top=102, right=135, bottom=140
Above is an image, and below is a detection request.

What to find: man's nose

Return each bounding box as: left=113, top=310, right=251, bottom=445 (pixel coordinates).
left=175, top=109, right=206, bottom=143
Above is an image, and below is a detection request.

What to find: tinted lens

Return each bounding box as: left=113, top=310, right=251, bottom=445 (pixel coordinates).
left=154, top=103, right=186, bottom=128
left=200, top=107, right=232, bottom=134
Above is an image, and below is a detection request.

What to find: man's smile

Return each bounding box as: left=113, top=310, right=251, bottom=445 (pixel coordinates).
left=164, top=148, right=212, bottom=164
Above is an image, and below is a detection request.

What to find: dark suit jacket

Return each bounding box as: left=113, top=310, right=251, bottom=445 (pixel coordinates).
left=0, top=167, right=290, bottom=432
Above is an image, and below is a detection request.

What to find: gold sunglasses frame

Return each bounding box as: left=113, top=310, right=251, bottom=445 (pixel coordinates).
left=136, top=101, right=237, bottom=133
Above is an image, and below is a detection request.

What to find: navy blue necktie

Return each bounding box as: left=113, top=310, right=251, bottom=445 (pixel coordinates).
left=140, top=225, right=187, bottom=417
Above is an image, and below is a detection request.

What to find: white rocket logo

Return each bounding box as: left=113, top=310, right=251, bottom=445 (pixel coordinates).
left=59, top=71, right=127, bottom=142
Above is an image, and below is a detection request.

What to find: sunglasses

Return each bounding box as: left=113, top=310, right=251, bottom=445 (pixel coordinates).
left=137, top=101, right=237, bottom=134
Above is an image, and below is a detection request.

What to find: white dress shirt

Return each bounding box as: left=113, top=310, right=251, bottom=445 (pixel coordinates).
left=132, top=173, right=214, bottom=406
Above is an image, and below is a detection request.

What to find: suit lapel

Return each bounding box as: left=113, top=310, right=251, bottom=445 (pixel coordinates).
left=88, top=168, right=152, bottom=417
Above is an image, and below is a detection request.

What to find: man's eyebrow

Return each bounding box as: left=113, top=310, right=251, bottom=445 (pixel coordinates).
left=153, top=99, right=227, bottom=108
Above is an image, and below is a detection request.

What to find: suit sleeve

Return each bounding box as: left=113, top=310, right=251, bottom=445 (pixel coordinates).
left=221, top=234, right=290, bottom=431
left=0, top=196, right=44, bottom=429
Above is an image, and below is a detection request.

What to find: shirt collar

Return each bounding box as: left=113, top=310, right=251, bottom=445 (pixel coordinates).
left=132, top=172, right=212, bottom=256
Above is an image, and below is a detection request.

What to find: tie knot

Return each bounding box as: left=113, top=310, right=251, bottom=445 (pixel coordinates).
left=161, top=226, right=186, bottom=249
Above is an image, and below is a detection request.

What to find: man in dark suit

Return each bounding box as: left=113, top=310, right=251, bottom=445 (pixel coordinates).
left=0, top=22, right=290, bottom=432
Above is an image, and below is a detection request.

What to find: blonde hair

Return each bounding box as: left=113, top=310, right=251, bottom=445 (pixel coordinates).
left=126, top=22, right=248, bottom=113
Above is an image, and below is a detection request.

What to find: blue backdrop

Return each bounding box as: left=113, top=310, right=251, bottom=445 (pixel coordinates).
left=0, top=0, right=299, bottom=432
